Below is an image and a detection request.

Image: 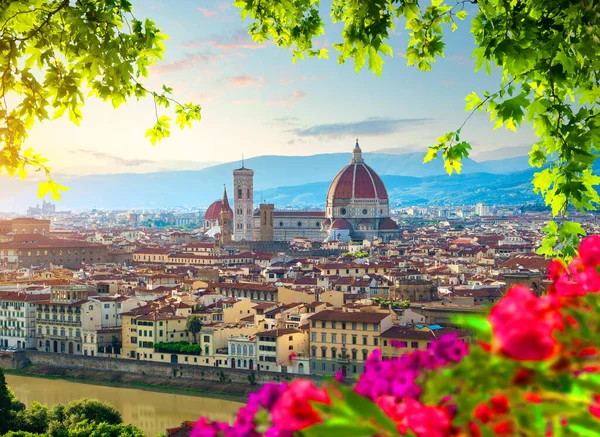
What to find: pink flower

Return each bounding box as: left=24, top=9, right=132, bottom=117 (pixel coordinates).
left=270, top=380, right=330, bottom=432
left=377, top=396, right=451, bottom=437
left=490, top=285, right=563, bottom=361
left=578, top=235, right=600, bottom=268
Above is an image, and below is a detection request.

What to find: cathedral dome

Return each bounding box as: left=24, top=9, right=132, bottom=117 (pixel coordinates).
left=326, top=141, right=388, bottom=202
left=204, top=200, right=231, bottom=221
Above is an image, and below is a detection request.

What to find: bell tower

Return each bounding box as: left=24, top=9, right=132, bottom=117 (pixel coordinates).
left=219, top=186, right=232, bottom=245
left=233, top=158, right=254, bottom=241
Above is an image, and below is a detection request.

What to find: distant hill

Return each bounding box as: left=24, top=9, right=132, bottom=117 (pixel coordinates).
left=255, top=171, right=537, bottom=208
left=0, top=151, right=536, bottom=211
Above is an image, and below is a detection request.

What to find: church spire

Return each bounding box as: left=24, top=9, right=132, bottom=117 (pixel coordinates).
left=351, top=138, right=364, bottom=164
left=221, top=185, right=230, bottom=209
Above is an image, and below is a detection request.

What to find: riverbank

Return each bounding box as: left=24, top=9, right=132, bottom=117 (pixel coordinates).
left=5, top=364, right=256, bottom=398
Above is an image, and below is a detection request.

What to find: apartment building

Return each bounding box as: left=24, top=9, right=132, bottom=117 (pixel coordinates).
left=35, top=285, right=100, bottom=355
left=0, top=292, right=48, bottom=349
left=308, top=310, right=393, bottom=377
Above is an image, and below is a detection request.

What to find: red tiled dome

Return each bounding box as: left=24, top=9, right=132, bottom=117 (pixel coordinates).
left=327, top=151, right=388, bottom=202
left=379, top=218, right=398, bottom=230
left=204, top=200, right=232, bottom=221
left=331, top=218, right=352, bottom=229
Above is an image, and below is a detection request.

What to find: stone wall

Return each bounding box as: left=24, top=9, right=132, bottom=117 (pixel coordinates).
left=20, top=351, right=318, bottom=385
left=0, top=351, right=31, bottom=370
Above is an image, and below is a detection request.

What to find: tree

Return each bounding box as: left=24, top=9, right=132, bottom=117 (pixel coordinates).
left=11, top=401, right=49, bottom=434
left=0, top=1, right=200, bottom=199
left=232, top=0, right=600, bottom=258
left=0, top=368, right=14, bottom=434
left=63, top=421, right=145, bottom=437
left=111, top=335, right=119, bottom=355
left=47, top=398, right=122, bottom=436
left=186, top=314, right=203, bottom=345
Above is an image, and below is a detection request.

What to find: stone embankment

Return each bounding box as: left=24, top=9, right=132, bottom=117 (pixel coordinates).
left=0, top=351, right=314, bottom=397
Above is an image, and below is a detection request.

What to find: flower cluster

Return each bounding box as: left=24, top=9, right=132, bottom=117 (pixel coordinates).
left=192, top=236, right=600, bottom=437
left=191, top=381, right=329, bottom=437
left=355, top=333, right=469, bottom=401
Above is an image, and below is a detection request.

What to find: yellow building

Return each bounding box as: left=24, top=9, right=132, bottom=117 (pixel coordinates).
left=120, top=298, right=193, bottom=360
left=256, top=327, right=309, bottom=373
left=380, top=326, right=471, bottom=359
left=307, top=310, right=392, bottom=378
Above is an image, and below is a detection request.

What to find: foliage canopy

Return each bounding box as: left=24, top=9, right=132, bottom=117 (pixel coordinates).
left=233, top=0, right=600, bottom=257
left=0, top=0, right=200, bottom=199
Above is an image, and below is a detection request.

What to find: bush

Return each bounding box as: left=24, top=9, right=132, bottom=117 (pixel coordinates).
left=191, top=236, right=600, bottom=437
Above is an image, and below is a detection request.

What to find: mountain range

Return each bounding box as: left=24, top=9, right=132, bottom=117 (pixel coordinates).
left=0, top=151, right=540, bottom=211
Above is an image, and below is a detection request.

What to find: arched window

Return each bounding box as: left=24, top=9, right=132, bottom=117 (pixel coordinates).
left=60, top=328, right=65, bottom=337
left=243, top=345, right=248, bottom=355
left=249, top=345, right=254, bottom=355
left=237, top=344, right=242, bottom=355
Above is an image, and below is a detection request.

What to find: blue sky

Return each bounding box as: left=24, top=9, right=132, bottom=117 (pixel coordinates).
left=27, top=0, right=538, bottom=175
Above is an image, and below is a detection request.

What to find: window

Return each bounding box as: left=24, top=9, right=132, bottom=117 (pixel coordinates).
left=352, top=323, right=357, bottom=330
left=311, top=320, right=316, bottom=328
left=352, top=335, right=357, bottom=345
left=363, top=323, right=368, bottom=331
left=383, top=340, right=388, bottom=346
left=341, top=322, right=346, bottom=330
left=321, top=333, right=327, bottom=343
left=321, top=321, right=326, bottom=328
left=362, top=209, right=367, bottom=215
left=363, top=336, right=368, bottom=346
left=331, top=321, right=336, bottom=329
left=352, top=349, right=357, bottom=360
left=362, top=350, right=368, bottom=361
left=374, top=337, right=379, bottom=346
left=311, top=333, right=317, bottom=342
left=322, top=348, right=327, bottom=358
left=411, top=341, right=419, bottom=349
left=203, top=335, right=210, bottom=342
left=331, top=334, right=337, bottom=344
left=341, top=334, right=347, bottom=344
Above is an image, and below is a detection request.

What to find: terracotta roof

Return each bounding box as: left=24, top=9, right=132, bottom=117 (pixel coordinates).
left=308, top=310, right=390, bottom=323
left=380, top=326, right=471, bottom=339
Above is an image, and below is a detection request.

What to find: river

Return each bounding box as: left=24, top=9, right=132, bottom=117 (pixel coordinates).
left=6, top=374, right=243, bottom=437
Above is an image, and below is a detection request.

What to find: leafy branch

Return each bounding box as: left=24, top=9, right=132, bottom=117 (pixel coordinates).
left=0, top=0, right=202, bottom=200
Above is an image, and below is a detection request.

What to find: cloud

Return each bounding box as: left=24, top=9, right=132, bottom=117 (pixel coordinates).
left=198, top=8, right=217, bottom=16
left=183, top=30, right=268, bottom=51
left=269, top=90, right=306, bottom=106
left=232, top=99, right=260, bottom=104
left=151, top=52, right=216, bottom=74
left=71, top=149, right=155, bottom=167
left=226, top=75, right=264, bottom=88
left=272, top=116, right=300, bottom=126
left=292, top=117, right=432, bottom=139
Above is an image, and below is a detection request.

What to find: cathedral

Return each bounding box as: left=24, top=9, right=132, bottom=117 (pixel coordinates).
left=203, top=140, right=399, bottom=243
